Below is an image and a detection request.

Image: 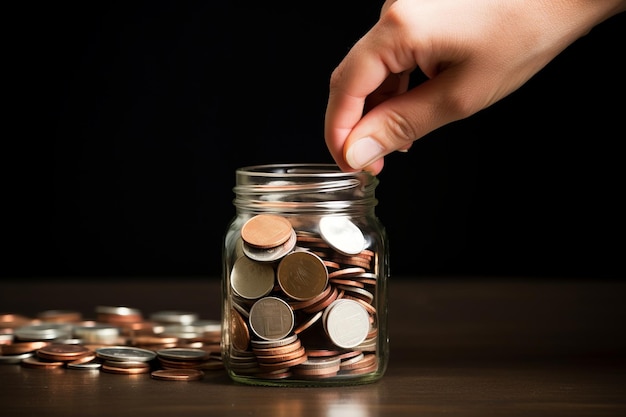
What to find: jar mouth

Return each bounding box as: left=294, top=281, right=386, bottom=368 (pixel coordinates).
left=236, top=163, right=366, bottom=177
left=232, top=163, right=379, bottom=214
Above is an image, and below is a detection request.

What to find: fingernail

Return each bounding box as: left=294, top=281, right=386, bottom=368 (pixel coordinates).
left=346, top=137, right=385, bottom=169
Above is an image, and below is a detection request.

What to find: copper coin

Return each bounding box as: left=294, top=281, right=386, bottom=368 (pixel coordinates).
left=240, top=214, right=293, bottom=248
left=1, top=341, right=49, bottom=355
left=20, top=356, right=65, bottom=369
left=151, top=369, right=204, bottom=381
left=37, top=343, right=91, bottom=361
left=230, top=308, right=250, bottom=351
left=101, top=363, right=151, bottom=374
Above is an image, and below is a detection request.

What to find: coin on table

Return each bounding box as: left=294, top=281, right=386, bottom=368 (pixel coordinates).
left=277, top=251, right=328, bottom=301
left=95, top=346, right=156, bottom=362
left=36, top=343, right=92, bottom=361
left=241, top=214, right=294, bottom=248
left=150, top=310, right=199, bottom=325
left=0, top=341, right=50, bottom=355
left=156, top=348, right=210, bottom=361
left=318, top=216, right=366, bottom=255
left=13, top=323, right=73, bottom=341
left=151, top=369, right=204, bottom=381
left=21, top=356, right=65, bottom=369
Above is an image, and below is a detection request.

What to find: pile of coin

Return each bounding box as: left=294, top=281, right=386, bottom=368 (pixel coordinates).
left=225, top=213, right=380, bottom=380
left=0, top=308, right=223, bottom=381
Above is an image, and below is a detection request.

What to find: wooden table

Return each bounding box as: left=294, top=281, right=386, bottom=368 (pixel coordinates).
left=1, top=277, right=625, bottom=416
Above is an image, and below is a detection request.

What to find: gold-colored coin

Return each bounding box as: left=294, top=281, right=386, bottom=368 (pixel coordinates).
left=277, top=251, right=328, bottom=301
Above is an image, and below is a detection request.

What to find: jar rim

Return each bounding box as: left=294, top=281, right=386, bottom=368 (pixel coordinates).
left=235, top=163, right=374, bottom=180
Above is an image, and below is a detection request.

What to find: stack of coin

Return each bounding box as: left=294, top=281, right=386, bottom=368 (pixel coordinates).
left=0, top=307, right=224, bottom=381
left=156, top=347, right=221, bottom=371
left=96, top=346, right=156, bottom=375
left=21, top=343, right=96, bottom=370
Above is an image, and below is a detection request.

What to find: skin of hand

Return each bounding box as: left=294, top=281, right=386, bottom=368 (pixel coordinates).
left=324, top=0, right=626, bottom=175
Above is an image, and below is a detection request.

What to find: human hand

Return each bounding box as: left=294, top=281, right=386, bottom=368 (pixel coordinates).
left=324, top=0, right=626, bottom=174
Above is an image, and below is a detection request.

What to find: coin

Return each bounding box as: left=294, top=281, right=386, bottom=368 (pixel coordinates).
left=231, top=256, right=276, bottom=299
left=277, top=251, right=328, bottom=301
left=230, top=308, right=250, bottom=352
left=1, top=341, right=50, bottom=355
left=21, top=356, right=65, bottom=369
left=241, top=214, right=293, bottom=248
left=248, top=297, right=294, bottom=341
left=242, top=229, right=296, bottom=262
left=95, top=346, right=156, bottom=362
left=151, top=369, right=204, bottom=381
left=36, top=343, right=91, bottom=361
left=150, top=311, right=199, bottom=325
left=318, top=216, right=366, bottom=256
left=323, top=299, right=370, bottom=349
left=156, top=348, right=209, bottom=361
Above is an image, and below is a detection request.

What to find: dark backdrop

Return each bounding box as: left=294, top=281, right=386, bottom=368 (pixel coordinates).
left=5, top=3, right=625, bottom=280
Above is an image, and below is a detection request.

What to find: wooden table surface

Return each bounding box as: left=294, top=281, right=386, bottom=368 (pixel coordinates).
left=1, top=277, right=625, bottom=417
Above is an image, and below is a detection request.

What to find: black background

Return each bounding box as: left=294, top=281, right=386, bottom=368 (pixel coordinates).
left=5, top=2, right=625, bottom=280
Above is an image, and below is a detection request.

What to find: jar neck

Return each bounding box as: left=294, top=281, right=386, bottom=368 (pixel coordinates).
left=232, top=164, right=379, bottom=216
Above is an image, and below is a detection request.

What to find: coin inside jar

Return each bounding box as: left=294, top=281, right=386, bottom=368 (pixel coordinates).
left=248, top=297, right=294, bottom=341
left=277, top=251, right=328, bottom=301
left=231, top=256, right=276, bottom=299
left=318, top=216, right=366, bottom=256
left=241, top=214, right=294, bottom=249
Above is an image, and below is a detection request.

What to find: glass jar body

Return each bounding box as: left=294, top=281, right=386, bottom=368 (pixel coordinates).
left=221, top=164, right=389, bottom=386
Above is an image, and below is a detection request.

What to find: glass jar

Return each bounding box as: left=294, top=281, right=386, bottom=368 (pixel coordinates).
left=221, top=163, right=389, bottom=386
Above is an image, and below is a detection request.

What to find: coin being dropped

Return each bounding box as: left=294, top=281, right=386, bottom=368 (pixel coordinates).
left=318, top=216, right=366, bottom=255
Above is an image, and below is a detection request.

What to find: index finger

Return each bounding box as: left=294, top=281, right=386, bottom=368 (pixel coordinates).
left=324, top=39, right=392, bottom=172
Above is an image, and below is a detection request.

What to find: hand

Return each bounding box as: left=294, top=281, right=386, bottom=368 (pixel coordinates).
left=324, top=0, right=626, bottom=174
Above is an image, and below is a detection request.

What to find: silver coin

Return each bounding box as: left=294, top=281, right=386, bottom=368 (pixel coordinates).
left=231, top=255, right=276, bottom=299
left=95, top=346, right=156, bottom=362
left=150, top=310, right=199, bottom=325
left=13, top=323, right=73, bottom=341
left=73, top=324, right=120, bottom=344
left=67, top=361, right=102, bottom=370
left=156, top=348, right=209, bottom=361
left=323, top=299, right=370, bottom=349
left=0, top=352, right=34, bottom=364
left=248, top=297, right=294, bottom=341
left=242, top=229, right=297, bottom=262
left=318, top=216, right=365, bottom=256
